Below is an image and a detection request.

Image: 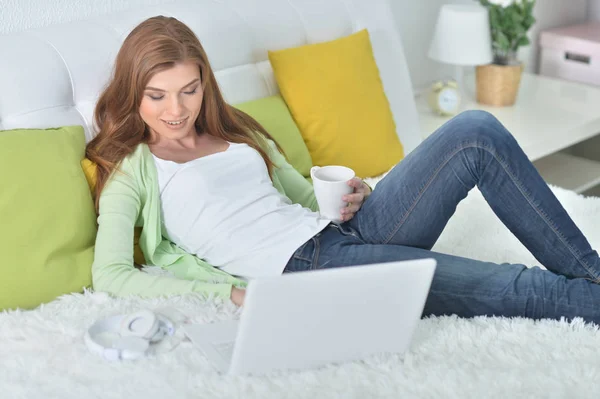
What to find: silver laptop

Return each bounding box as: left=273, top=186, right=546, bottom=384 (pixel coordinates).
left=182, top=259, right=436, bottom=375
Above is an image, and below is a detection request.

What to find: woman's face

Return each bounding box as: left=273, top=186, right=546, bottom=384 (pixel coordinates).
left=139, top=61, right=204, bottom=143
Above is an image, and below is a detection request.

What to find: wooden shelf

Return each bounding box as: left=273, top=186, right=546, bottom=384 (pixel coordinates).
left=534, top=152, right=600, bottom=193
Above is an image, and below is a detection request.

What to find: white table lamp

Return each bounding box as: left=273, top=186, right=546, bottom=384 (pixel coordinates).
left=428, top=4, right=493, bottom=100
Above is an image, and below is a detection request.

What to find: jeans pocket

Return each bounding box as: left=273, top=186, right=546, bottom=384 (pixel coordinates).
left=332, top=222, right=363, bottom=241
left=284, top=236, right=318, bottom=273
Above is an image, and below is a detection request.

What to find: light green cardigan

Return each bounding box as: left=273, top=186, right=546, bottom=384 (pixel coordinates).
left=93, top=139, right=318, bottom=300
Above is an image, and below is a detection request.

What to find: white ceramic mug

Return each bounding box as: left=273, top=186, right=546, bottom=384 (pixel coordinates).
left=310, top=165, right=355, bottom=223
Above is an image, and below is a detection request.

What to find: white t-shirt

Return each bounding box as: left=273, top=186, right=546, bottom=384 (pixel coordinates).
left=152, top=142, right=330, bottom=279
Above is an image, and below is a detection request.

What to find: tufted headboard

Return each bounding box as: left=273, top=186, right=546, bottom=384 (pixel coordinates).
left=0, top=0, right=421, bottom=154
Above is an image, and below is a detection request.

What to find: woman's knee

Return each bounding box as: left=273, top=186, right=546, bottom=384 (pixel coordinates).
left=446, top=110, right=515, bottom=147
left=455, top=109, right=499, bottom=125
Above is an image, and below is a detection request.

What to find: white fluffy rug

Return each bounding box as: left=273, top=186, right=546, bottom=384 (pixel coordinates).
left=3, top=185, right=600, bottom=399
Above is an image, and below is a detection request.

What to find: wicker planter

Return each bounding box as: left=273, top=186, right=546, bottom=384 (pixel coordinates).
left=476, top=63, right=524, bottom=106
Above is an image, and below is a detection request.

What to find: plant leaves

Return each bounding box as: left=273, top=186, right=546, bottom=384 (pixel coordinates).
left=496, top=31, right=511, bottom=51
left=479, top=0, right=536, bottom=62
left=517, top=36, right=530, bottom=47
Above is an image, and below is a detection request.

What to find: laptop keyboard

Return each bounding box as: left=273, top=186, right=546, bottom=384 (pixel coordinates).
left=213, top=341, right=235, bottom=361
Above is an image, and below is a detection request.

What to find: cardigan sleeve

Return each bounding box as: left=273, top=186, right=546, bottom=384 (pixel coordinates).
left=266, top=139, right=319, bottom=212
left=92, top=158, right=233, bottom=299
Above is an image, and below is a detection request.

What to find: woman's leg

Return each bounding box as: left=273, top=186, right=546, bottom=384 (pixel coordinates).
left=284, top=226, right=600, bottom=324
left=347, top=110, right=600, bottom=282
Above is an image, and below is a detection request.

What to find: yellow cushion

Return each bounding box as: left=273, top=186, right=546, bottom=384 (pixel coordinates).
left=268, top=29, right=404, bottom=178
left=81, top=158, right=146, bottom=265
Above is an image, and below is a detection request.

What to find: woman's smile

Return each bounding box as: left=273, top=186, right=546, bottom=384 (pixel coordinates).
left=161, top=116, right=189, bottom=129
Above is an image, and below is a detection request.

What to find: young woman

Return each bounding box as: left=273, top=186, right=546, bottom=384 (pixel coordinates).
left=86, top=16, right=600, bottom=324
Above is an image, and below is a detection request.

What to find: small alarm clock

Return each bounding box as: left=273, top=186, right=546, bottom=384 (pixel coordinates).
left=428, top=80, right=461, bottom=116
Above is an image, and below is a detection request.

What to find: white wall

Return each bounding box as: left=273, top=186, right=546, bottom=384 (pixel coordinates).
left=0, top=0, right=593, bottom=90
left=389, top=0, right=449, bottom=91
left=589, top=0, right=600, bottom=20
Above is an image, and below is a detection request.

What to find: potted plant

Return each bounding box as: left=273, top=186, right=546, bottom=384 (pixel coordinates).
left=476, top=0, right=536, bottom=106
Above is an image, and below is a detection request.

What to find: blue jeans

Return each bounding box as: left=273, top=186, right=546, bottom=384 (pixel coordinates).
left=284, top=110, right=600, bottom=324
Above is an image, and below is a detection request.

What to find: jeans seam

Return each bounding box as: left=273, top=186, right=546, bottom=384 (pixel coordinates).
left=474, top=139, right=600, bottom=283
left=382, top=139, right=600, bottom=283
left=310, top=236, right=320, bottom=270
left=293, top=256, right=312, bottom=262
left=469, top=129, right=600, bottom=282
left=382, top=142, right=472, bottom=245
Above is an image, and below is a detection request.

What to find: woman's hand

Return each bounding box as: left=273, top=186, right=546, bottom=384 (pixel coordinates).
left=340, top=178, right=372, bottom=222
left=230, top=286, right=246, bottom=306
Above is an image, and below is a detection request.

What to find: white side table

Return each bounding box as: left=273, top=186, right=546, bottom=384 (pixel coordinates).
left=417, top=72, right=600, bottom=194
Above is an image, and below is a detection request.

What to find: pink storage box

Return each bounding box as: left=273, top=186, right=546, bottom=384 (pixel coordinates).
left=539, top=22, right=600, bottom=86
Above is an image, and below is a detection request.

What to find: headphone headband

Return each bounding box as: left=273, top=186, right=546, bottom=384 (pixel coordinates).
left=85, top=309, right=181, bottom=361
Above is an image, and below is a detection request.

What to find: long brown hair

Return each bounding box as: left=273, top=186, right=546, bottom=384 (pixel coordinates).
left=86, top=16, right=280, bottom=212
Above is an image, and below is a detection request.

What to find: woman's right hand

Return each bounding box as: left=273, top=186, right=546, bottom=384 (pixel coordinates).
left=230, top=286, right=246, bottom=306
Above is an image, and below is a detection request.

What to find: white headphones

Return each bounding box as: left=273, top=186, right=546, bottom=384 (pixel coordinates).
left=85, top=309, right=183, bottom=361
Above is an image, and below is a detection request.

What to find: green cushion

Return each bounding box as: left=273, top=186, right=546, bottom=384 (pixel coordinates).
left=234, top=94, right=313, bottom=177
left=0, top=126, right=96, bottom=310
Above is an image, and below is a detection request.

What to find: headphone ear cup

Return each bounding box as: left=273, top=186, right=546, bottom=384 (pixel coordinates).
left=120, top=310, right=159, bottom=339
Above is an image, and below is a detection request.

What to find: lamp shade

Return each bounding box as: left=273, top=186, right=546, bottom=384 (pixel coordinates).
left=428, top=4, right=493, bottom=66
